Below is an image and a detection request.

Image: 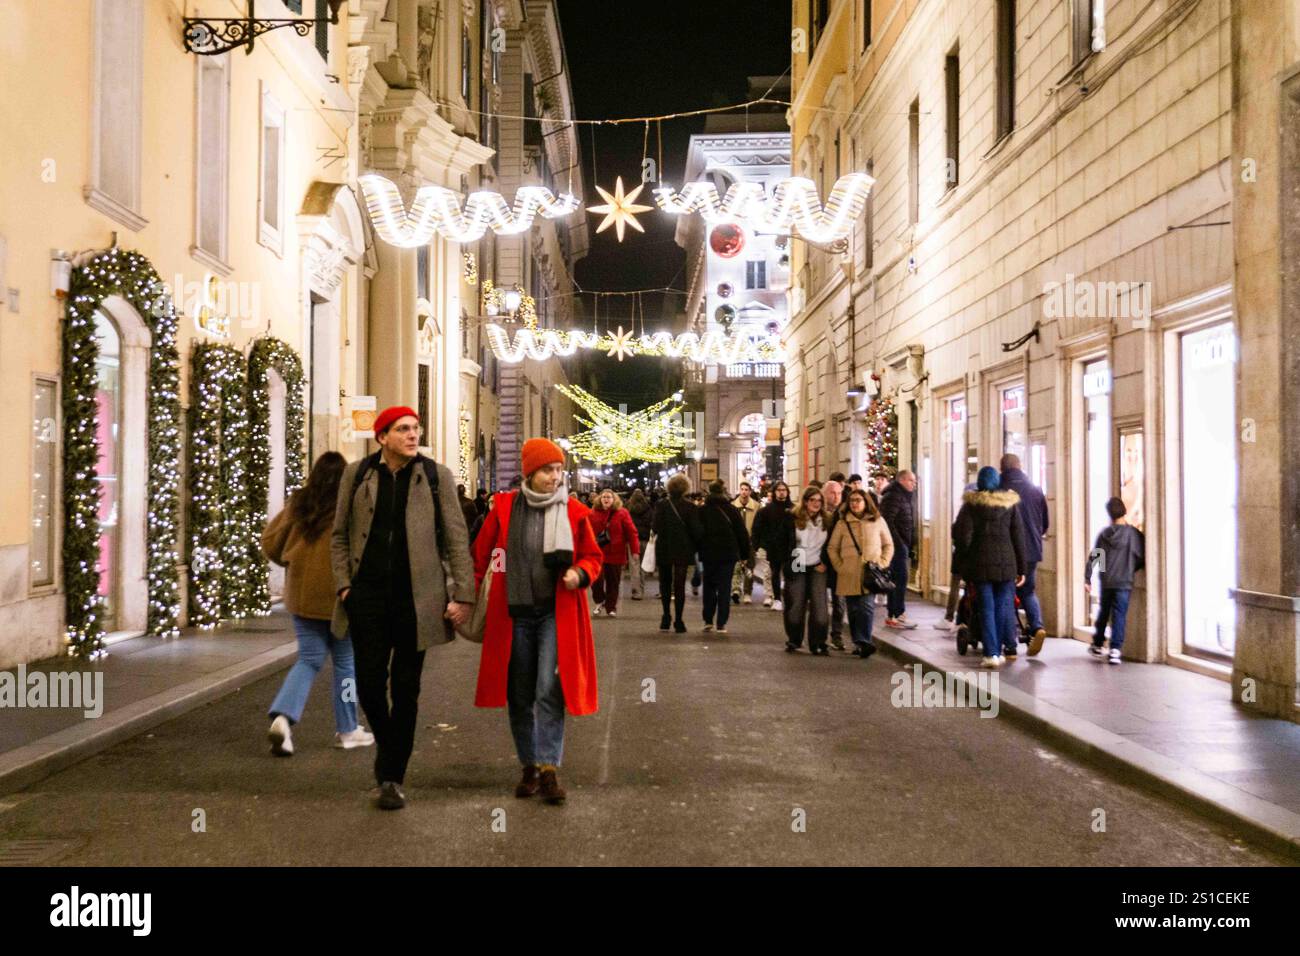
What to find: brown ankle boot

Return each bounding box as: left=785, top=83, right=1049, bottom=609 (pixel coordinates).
left=515, top=764, right=540, bottom=798
left=538, top=766, right=567, bottom=805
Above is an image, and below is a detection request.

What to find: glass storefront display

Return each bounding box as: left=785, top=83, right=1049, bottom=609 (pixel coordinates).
left=1000, top=384, right=1026, bottom=461
left=1082, top=358, right=1111, bottom=625
left=94, top=311, right=122, bottom=630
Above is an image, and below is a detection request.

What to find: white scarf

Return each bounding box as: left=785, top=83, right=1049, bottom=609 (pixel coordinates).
left=519, top=477, right=574, bottom=565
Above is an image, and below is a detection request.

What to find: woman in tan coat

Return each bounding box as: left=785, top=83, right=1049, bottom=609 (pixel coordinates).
left=827, top=488, right=895, bottom=658
left=262, top=452, right=373, bottom=756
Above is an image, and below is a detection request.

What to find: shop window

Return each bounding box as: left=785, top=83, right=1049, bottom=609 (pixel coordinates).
left=1082, top=358, right=1111, bottom=624
left=31, top=378, right=58, bottom=589
left=1000, top=383, right=1026, bottom=461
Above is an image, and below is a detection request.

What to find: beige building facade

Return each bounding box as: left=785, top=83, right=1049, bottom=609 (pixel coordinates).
left=787, top=0, right=1297, bottom=718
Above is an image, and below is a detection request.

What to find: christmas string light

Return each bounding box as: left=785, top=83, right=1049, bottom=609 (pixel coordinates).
left=358, top=173, right=579, bottom=247
left=246, top=337, right=306, bottom=615
left=485, top=324, right=785, bottom=364
left=62, top=249, right=183, bottom=658
left=556, top=385, right=692, bottom=465
left=654, top=172, right=875, bottom=243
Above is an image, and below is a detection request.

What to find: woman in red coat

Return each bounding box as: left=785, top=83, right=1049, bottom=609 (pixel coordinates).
left=472, top=439, right=603, bottom=805
left=587, top=489, right=640, bottom=617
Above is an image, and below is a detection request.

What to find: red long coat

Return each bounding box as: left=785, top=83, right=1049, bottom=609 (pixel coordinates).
left=472, top=491, right=603, bottom=716
left=587, top=505, right=640, bottom=566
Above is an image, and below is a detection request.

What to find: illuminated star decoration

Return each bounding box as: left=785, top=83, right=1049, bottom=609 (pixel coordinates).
left=605, top=326, right=636, bottom=362
left=587, top=176, right=654, bottom=242
left=556, top=385, right=692, bottom=465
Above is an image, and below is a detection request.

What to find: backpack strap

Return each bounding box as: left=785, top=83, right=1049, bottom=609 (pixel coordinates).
left=351, top=453, right=446, bottom=559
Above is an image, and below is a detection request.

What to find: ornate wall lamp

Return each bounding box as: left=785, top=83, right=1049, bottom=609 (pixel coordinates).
left=183, top=0, right=346, bottom=56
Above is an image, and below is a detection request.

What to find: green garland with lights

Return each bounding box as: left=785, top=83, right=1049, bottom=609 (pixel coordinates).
left=865, top=396, right=899, bottom=479
left=188, top=342, right=257, bottom=627
left=61, top=249, right=182, bottom=659
left=246, top=337, right=306, bottom=615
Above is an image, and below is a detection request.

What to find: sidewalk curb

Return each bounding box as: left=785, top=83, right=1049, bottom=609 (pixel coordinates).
left=872, top=630, right=1300, bottom=862
left=0, top=642, right=297, bottom=798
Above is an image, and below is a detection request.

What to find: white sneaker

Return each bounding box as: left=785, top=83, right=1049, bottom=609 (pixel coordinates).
left=980, top=656, right=1002, bottom=669
left=895, top=615, right=919, bottom=629
left=268, top=715, right=294, bottom=756
left=935, top=618, right=955, bottom=632
left=703, top=623, right=713, bottom=632
left=771, top=600, right=784, bottom=612
left=335, top=726, right=375, bottom=749
left=1108, top=648, right=1122, bottom=665
left=742, top=595, right=753, bottom=604
left=762, top=597, right=772, bottom=608
left=607, top=610, right=617, bottom=618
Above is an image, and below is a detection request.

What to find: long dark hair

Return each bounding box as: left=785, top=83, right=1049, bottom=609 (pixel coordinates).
left=289, top=451, right=347, bottom=542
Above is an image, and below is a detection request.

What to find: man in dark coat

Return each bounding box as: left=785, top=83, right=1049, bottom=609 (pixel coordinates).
left=879, top=471, right=917, bottom=628
left=1000, top=454, right=1049, bottom=654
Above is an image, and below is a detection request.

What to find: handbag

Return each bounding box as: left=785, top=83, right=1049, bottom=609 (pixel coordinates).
left=454, top=564, right=492, bottom=643
left=846, top=520, right=895, bottom=594
left=640, top=533, right=657, bottom=573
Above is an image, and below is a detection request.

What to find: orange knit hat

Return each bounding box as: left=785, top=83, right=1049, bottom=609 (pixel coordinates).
left=521, top=437, right=564, bottom=477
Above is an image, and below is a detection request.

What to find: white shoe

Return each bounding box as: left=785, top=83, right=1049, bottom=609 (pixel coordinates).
left=593, top=606, right=603, bottom=616
left=703, top=623, right=713, bottom=632
left=935, top=618, right=955, bottom=631
left=743, top=595, right=752, bottom=604
left=1108, top=648, right=1122, bottom=665
left=980, top=656, right=1002, bottom=669
left=771, top=600, right=784, bottom=612
left=607, top=610, right=617, bottom=618
left=268, top=715, right=294, bottom=756
left=335, top=726, right=375, bottom=749
left=762, top=597, right=772, bottom=608
left=894, top=615, right=919, bottom=629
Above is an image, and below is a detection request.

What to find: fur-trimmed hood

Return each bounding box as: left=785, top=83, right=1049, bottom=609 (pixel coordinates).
left=962, top=489, right=1021, bottom=509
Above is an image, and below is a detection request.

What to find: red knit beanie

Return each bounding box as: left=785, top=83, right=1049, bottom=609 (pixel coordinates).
left=373, top=405, right=419, bottom=437
left=521, top=437, right=564, bottom=477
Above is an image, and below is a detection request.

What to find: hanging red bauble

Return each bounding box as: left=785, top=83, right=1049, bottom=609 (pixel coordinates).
left=709, top=223, right=745, bottom=258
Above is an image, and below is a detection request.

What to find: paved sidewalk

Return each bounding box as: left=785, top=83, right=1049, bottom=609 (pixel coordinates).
left=0, top=611, right=297, bottom=795
left=870, top=593, right=1300, bottom=858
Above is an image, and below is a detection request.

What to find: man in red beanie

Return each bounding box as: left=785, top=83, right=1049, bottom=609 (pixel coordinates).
left=331, top=406, right=474, bottom=810
left=471, top=437, right=603, bottom=804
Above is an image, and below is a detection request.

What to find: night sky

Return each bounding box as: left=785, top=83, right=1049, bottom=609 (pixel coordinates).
left=554, top=0, right=790, bottom=407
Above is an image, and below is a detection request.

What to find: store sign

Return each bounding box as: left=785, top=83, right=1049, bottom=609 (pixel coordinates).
left=1002, top=387, right=1025, bottom=412
left=1188, top=329, right=1237, bottom=370
left=342, top=396, right=377, bottom=441
left=1082, top=366, right=1112, bottom=398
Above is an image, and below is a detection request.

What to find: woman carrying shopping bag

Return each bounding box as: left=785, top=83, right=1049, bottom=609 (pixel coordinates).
left=263, top=452, right=374, bottom=756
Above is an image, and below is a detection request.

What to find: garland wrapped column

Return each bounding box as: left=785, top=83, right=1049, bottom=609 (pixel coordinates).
left=61, top=249, right=182, bottom=658
left=246, top=337, right=306, bottom=615
left=865, top=396, right=899, bottom=479
left=189, top=343, right=257, bottom=627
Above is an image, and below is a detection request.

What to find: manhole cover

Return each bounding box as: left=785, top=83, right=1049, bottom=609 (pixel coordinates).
left=0, top=839, right=81, bottom=865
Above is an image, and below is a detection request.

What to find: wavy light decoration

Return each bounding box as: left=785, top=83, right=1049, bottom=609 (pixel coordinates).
left=485, top=325, right=785, bottom=364
left=653, top=172, right=875, bottom=243
left=358, top=173, right=580, bottom=246
left=557, top=385, right=692, bottom=465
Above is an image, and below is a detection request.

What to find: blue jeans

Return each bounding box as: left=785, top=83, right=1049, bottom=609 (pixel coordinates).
left=886, top=541, right=910, bottom=618
left=1017, top=561, right=1044, bottom=632
left=845, top=594, right=876, bottom=649
left=268, top=615, right=359, bottom=733
left=1094, top=588, right=1132, bottom=650
left=702, top=560, right=737, bottom=627
left=975, top=580, right=1018, bottom=655
left=508, top=612, right=566, bottom=767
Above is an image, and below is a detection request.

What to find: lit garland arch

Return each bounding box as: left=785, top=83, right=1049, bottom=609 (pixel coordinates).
left=62, top=249, right=183, bottom=658
left=188, top=342, right=257, bottom=627
left=246, top=337, right=306, bottom=615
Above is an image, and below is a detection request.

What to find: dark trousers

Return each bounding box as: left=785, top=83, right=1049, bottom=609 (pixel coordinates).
left=1017, top=561, right=1044, bottom=632
left=348, top=599, right=426, bottom=786
left=702, top=560, right=737, bottom=628
left=591, top=562, right=623, bottom=613
left=1093, top=587, right=1132, bottom=651
left=784, top=569, right=829, bottom=649
left=830, top=592, right=845, bottom=639
left=886, top=541, right=910, bottom=618
left=658, top=561, right=689, bottom=623
left=846, top=593, right=876, bottom=648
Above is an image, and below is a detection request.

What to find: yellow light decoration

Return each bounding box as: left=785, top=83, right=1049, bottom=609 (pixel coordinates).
left=587, top=176, right=654, bottom=242
left=557, top=385, right=692, bottom=465
left=485, top=324, right=784, bottom=364
left=359, top=173, right=580, bottom=247
left=463, top=251, right=478, bottom=285
left=653, top=172, right=875, bottom=244
left=481, top=279, right=538, bottom=330
left=458, top=406, right=473, bottom=488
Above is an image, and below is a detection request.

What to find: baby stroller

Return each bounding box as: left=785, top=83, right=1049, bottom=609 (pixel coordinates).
left=954, top=585, right=1031, bottom=656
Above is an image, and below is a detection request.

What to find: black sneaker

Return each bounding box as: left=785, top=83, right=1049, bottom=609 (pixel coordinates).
left=376, top=781, right=406, bottom=810
left=660, top=615, right=671, bottom=631
left=853, top=643, right=877, bottom=659
left=784, top=642, right=799, bottom=653
left=674, top=621, right=687, bottom=634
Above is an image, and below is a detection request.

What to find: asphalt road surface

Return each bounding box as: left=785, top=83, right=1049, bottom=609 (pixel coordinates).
left=0, top=581, right=1289, bottom=865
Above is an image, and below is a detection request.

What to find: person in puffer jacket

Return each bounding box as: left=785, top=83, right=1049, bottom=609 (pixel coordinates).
left=625, top=488, right=654, bottom=600
left=952, top=466, right=1027, bottom=668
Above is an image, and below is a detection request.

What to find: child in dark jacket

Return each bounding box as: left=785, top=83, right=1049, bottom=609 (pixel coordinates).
left=1084, top=496, right=1145, bottom=664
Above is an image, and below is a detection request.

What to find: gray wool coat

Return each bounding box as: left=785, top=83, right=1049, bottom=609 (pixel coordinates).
left=330, top=454, right=476, bottom=651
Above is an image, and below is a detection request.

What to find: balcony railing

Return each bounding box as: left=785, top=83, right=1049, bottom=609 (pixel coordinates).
left=725, top=362, right=782, bottom=379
